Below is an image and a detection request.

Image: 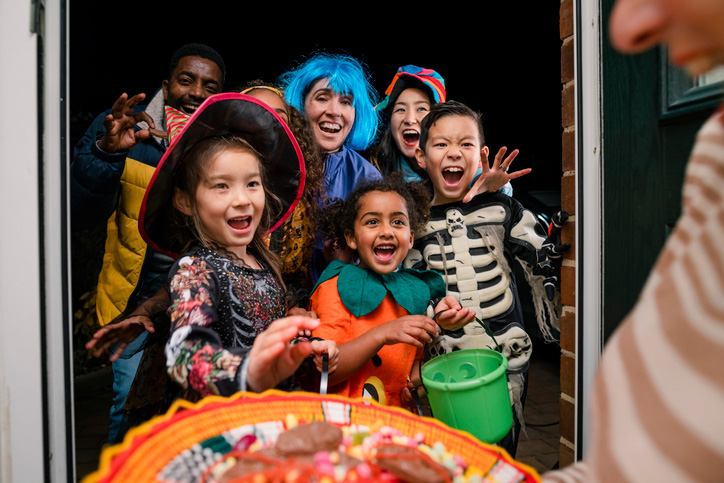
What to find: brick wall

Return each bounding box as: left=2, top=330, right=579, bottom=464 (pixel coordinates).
left=559, top=0, right=576, bottom=469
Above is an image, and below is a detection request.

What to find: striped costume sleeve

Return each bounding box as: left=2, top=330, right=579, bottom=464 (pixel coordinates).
left=544, top=109, right=724, bottom=482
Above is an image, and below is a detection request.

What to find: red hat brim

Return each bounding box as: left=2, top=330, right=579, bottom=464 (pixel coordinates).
left=139, top=93, right=305, bottom=258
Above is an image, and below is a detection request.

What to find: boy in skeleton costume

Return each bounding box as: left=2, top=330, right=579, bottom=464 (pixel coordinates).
left=405, top=101, right=568, bottom=454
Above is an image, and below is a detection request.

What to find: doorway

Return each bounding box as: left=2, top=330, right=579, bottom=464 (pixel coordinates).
left=68, top=4, right=565, bottom=479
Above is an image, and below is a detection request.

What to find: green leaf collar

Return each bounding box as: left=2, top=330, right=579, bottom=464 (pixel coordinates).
left=312, top=260, right=446, bottom=317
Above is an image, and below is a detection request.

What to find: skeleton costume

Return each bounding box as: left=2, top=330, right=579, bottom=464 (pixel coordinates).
left=404, top=191, right=561, bottom=445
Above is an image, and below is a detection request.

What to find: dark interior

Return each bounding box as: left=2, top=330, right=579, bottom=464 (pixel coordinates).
left=69, top=4, right=563, bottom=195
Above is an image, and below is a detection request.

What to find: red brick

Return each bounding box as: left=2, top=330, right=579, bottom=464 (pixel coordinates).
left=560, top=310, right=575, bottom=354
left=562, top=218, right=575, bottom=262
left=561, top=84, right=575, bottom=128
left=560, top=0, right=574, bottom=39
left=562, top=130, right=575, bottom=172
left=560, top=397, right=575, bottom=443
left=561, top=174, right=575, bottom=215
left=561, top=265, right=576, bottom=307
left=561, top=353, right=575, bottom=396
left=561, top=39, right=574, bottom=84
left=559, top=444, right=575, bottom=469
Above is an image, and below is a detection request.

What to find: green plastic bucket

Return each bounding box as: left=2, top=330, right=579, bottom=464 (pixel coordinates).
left=421, top=348, right=512, bottom=444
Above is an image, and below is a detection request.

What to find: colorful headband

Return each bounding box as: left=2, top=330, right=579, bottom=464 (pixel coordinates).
left=375, top=65, right=447, bottom=114
left=241, top=85, right=285, bottom=99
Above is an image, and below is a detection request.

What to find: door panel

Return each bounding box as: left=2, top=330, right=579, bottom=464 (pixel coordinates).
left=600, top=0, right=723, bottom=340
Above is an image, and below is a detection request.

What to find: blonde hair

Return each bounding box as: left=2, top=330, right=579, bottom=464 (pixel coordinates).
left=172, top=135, right=285, bottom=287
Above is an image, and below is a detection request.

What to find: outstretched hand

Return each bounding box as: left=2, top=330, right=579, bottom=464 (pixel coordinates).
left=463, top=146, right=531, bottom=203
left=97, top=93, right=156, bottom=153
left=433, top=295, right=476, bottom=332
left=246, top=316, right=321, bottom=392
left=85, top=315, right=155, bottom=362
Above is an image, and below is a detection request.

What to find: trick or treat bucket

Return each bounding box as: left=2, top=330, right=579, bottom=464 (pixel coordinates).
left=422, top=348, right=513, bottom=444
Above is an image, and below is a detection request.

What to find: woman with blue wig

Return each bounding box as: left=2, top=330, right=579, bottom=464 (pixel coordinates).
left=279, top=53, right=382, bottom=202
left=279, top=53, right=383, bottom=281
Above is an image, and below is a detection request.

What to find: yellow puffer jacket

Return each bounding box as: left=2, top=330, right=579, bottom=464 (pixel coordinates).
left=95, top=158, right=156, bottom=326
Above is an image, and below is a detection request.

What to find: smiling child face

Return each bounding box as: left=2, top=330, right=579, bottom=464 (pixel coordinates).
left=390, top=87, right=432, bottom=160
left=175, top=148, right=265, bottom=262
left=344, top=190, right=414, bottom=275
left=415, top=114, right=483, bottom=206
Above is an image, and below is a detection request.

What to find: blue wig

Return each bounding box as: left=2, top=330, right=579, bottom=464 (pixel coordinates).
left=279, top=53, right=379, bottom=152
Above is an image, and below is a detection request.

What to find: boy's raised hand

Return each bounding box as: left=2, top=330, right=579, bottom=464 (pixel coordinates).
left=246, top=315, right=320, bottom=392
left=378, top=315, right=438, bottom=347
left=97, top=92, right=156, bottom=154
left=433, top=295, right=476, bottom=332
left=463, top=146, right=530, bottom=203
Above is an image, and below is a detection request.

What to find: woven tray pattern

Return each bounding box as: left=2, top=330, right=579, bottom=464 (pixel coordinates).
left=83, top=390, right=541, bottom=483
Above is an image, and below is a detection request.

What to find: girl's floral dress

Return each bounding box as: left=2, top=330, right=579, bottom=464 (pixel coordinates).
left=164, top=246, right=286, bottom=399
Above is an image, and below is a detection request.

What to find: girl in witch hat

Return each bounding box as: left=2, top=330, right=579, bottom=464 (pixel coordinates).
left=139, top=93, right=337, bottom=400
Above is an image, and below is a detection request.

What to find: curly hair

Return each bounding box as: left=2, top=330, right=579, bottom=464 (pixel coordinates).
left=235, top=81, right=326, bottom=304
left=237, top=80, right=326, bottom=209
left=318, top=172, right=431, bottom=251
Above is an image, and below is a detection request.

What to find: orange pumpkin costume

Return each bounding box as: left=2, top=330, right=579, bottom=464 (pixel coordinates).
left=308, top=260, right=445, bottom=408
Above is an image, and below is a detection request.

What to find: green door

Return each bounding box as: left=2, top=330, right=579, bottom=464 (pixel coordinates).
left=600, top=0, right=724, bottom=340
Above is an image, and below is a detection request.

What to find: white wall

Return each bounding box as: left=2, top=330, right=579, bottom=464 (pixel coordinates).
left=0, top=1, right=70, bottom=481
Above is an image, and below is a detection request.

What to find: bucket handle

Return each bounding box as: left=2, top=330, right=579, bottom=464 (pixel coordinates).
left=473, top=316, right=502, bottom=353
left=433, top=311, right=502, bottom=353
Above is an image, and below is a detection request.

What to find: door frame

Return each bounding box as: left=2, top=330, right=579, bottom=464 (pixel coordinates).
left=575, top=0, right=604, bottom=460
left=0, top=1, right=72, bottom=481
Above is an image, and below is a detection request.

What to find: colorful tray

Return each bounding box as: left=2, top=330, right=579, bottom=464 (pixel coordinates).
left=82, top=390, right=541, bottom=483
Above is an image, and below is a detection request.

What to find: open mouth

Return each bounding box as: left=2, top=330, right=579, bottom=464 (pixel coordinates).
left=180, top=103, right=200, bottom=115
left=228, top=216, right=251, bottom=231
left=373, top=244, right=397, bottom=263
left=320, top=122, right=341, bottom=134
left=442, top=167, right=464, bottom=185
left=402, top=129, right=420, bottom=146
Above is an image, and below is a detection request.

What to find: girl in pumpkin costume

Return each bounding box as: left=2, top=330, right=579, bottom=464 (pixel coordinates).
left=309, top=174, right=475, bottom=409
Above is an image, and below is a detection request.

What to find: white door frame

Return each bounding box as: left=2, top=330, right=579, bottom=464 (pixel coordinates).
left=575, top=0, right=605, bottom=460
left=0, top=1, right=72, bottom=481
